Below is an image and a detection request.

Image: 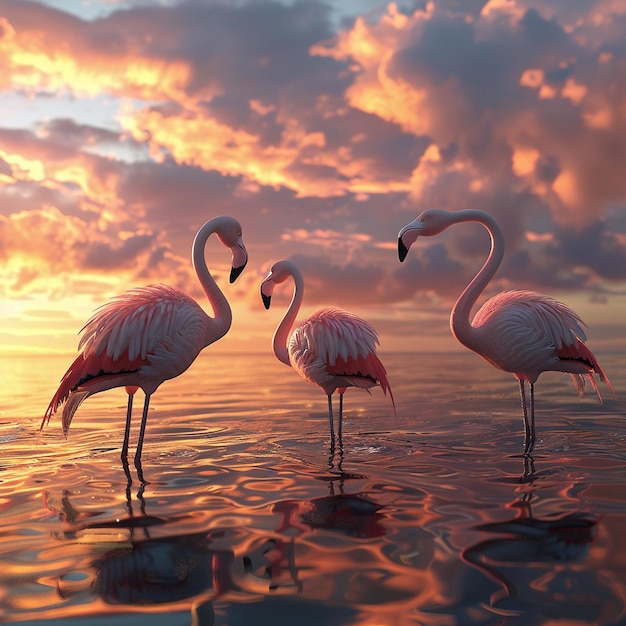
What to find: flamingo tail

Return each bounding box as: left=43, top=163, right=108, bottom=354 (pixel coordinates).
left=61, top=391, right=91, bottom=436
left=329, top=352, right=396, bottom=416
left=558, top=340, right=614, bottom=402
left=41, top=348, right=146, bottom=433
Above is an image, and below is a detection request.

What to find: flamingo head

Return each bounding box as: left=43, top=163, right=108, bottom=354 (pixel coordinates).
left=398, top=208, right=453, bottom=261
left=215, top=216, right=248, bottom=282
left=260, top=259, right=296, bottom=309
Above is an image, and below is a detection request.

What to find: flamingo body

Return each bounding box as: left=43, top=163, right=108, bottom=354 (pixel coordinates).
left=289, top=307, right=391, bottom=398
left=45, top=285, right=211, bottom=434
left=469, top=290, right=608, bottom=393
left=398, top=208, right=612, bottom=453
left=260, top=260, right=394, bottom=441
left=42, top=216, right=248, bottom=464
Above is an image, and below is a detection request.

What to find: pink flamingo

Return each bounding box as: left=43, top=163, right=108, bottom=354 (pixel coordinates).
left=398, top=209, right=613, bottom=454
left=260, top=259, right=395, bottom=443
left=41, top=216, right=248, bottom=464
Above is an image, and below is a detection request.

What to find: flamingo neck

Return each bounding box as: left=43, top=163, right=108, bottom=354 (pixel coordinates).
left=273, top=264, right=304, bottom=366
left=192, top=217, right=232, bottom=346
left=449, top=210, right=504, bottom=350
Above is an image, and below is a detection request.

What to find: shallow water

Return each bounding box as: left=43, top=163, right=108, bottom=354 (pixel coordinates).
left=1, top=352, right=625, bottom=625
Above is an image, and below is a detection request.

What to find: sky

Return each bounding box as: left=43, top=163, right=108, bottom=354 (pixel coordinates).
left=1, top=0, right=625, bottom=359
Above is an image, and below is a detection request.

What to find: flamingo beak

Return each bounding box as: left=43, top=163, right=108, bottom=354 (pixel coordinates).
left=398, top=237, right=409, bottom=263
left=230, top=243, right=248, bottom=283
left=260, top=279, right=273, bottom=309
left=230, top=264, right=245, bottom=282
left=397, top=224, right=421, bottom=262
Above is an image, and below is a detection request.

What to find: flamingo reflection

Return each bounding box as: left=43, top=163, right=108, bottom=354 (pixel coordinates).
left=276, top=427, right=386, bottom=539
left=241, top=435, right=388, bottom=594
left=92, top=531, right=233, bottom=607
left=43, top=489, right=233, bottom=620
left=461, top=455, right=599, bottom=609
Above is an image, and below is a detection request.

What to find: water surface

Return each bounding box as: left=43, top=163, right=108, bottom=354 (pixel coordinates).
left=1, top=352, right=624, bottom=625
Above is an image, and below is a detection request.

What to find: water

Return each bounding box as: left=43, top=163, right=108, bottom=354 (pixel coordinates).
left=1, top=352, right=624, bottom=625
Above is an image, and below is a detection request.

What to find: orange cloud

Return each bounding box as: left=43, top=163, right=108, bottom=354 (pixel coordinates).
left=0, top=16, right=192, bottom=102
left=118, top=102, right=412, bottom=198
left=311, top=1, right=626, bottom=229
left=0, top=206, right=186, bottom=303
left=281, top=228, right=371, bottom=248
left=311, top=4, right=435, bottom=138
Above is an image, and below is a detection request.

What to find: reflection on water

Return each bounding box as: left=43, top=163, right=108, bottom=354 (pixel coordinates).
left=0, top=352, right=625, bottom=624
left=461, top=457, right=605, bottom=620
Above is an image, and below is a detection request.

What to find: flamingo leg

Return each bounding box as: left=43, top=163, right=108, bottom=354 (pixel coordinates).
left=529, top=382, right=536, bottom=451
left=134, top=394, right=151, bottom=467
left=522, top=453, right=535, bottom=481
left=327, top=395, right=335, bottom=455
left=121, top=392, right=134, bottom=460
left=519, top=380, right=536, bottom=455
left=338, top=391, right=344, bottom=442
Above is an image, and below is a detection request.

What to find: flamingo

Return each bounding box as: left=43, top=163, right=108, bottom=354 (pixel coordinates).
left=41, top=215, right=248, bottom=464
left=398, top=209, right=613, bottom=454
left=260, top=259, right=395, bottom=444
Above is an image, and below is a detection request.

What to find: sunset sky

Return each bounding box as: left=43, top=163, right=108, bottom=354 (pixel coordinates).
left=1, top=0, right=625, bottom=358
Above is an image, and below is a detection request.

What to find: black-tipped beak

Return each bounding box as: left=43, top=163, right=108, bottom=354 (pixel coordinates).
left=262, top=292, right=271, bottom=310
left=230, top=262, right=246, bottom=283
left=398, top=237, right=409, bottom=262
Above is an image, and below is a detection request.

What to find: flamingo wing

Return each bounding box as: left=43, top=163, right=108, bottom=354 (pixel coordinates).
left=289, top=308, right=395, bottom=407
left=473, top=290, right=612, bottom=397
left=79, top=285, right=206, bottom=361
left=43, top=284, right=209, bottom=429
left=296, top=308, right=379, bottom=365
left=474, top=291, right=587, bottom=345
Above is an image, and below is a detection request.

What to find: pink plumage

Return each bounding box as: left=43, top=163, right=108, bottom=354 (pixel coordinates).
left=469, top=290, right=612, bottom=394
left=42, top=285, right=206, bottom=434
left=41, top=216, right=248, bottom=465
left=260, top=260, right=395, bottom=441
left=399, top=208, right=613, bottom=454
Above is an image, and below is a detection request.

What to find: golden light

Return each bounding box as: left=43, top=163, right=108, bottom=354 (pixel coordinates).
left=520, top=69, right=544, bottom=89
left=0, top=150, right=45, bottom=181
left=561, top=78, right=587, bottom=104
left=512, top=146, right=540, bottom=177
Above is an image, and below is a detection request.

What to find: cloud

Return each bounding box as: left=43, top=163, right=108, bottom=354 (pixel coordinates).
left=0, top=206, right=188, bottom=302
left=0, top=0, right=625, bottom=354
left=550, top=220, right=626, bottom=281
left=315, top=1, right=626, bottom=227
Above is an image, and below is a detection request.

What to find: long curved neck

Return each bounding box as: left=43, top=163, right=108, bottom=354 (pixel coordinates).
left=192, top=217, right=232, bottom=346
left=450, top=210, right=504, bottom=350
left=273, top=266, right=304, bottom=366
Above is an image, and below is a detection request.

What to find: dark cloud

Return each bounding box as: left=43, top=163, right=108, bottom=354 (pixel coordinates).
left=550, top=221, right=626, bottom=280
left=270, top=253, right=387, bottom=307
left=37, top=118, right=121, bottom=149
left=81, top=233, right=157, bottom=270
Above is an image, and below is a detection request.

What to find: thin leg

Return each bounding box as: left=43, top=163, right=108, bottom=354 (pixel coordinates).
left=121, top=393, right=134, bottom=460
left=522, top=453, right=535, bottom=480
left=529, top=383, right=536, bottom=450
left=519, top=380, right=531, bottom=455
left=337, top=416, right=344, bottom=479
left=122, top=457, right=134, bottom=515
left=327, top=395, right=335, bottom=459
left=338, top=392, right=344, bottom=442
left=134, top=394, right=151, bottom=467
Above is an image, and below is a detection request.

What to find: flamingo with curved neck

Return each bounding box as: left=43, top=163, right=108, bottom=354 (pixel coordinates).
left=42, top=215, right=248, bottom=466
left=260, top=259, right=395, bottom=444
left=399, top=208, right=612, bottom=454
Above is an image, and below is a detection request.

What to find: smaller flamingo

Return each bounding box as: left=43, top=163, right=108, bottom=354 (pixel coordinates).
left=41, top=216, right=248, bottom=465
left=260, top=259, right=395, bottom=443
left=398, top=208, right=613, bottom=454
